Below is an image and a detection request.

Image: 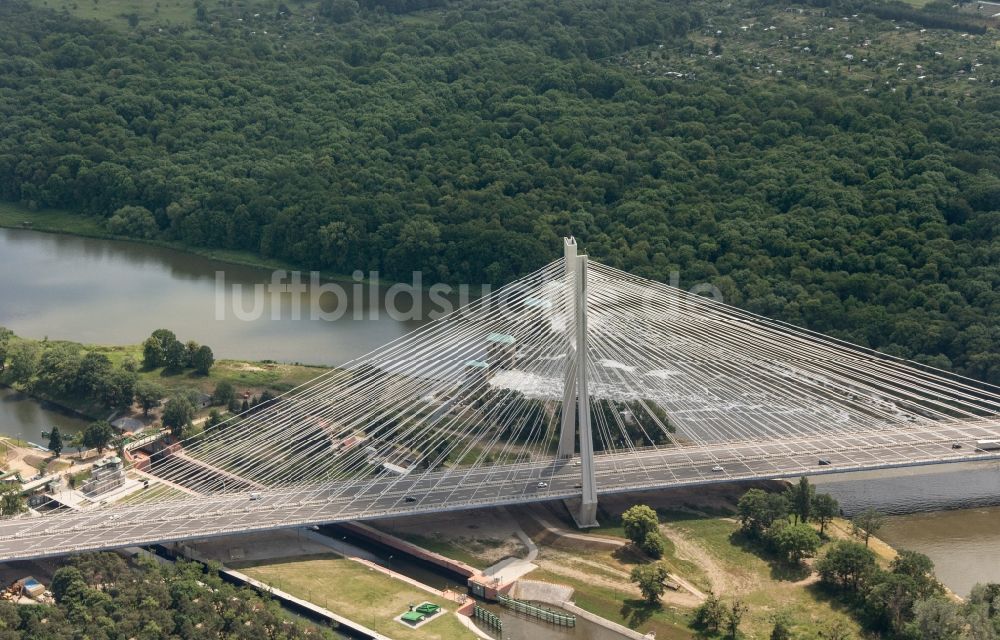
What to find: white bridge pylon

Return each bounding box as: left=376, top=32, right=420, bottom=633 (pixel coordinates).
left=1, top=238, right=1000, bottom=560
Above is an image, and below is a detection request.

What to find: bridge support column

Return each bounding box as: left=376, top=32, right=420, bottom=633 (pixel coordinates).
left=574, top=252, right=599, bottom=527
left=554, top=238, right=598, bottom=528
left=557, top=238, right=578, bottom=459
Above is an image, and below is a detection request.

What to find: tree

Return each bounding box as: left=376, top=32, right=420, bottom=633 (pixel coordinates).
left=212, top=380, right=235, bottom=406
left=770, top=615, right=793, bottom=640
left=642, top=531, right=666, bottom=559
left=891, top=550, right=941, bottom=600
left=50, top=566, right=85, bottom=604
left=106, top=205, right=157, bottom=238
left=48, top=426, right=63, bottom=457
left=163, top=338, right=187, bottom=371
left=816, top=540, right=878, bottom=592
left=724, top=599, right=749, bottom=640
left=0, top=326, right=12, bottom=370
left=101, top=367, right=138, bottom=409
left=818, top=621, right=854, bottom=640
left=6, top=341, right=40, bottom=387
left=0, top=483, right=26, bottom=517
left=630, top=563, right=669, bottom=604
left=692, top=591, right=725, bottom=633
left=910, top=598, right=963, bottom=640
left=321, top=0, right=359, bottom=22
left=162, top=395, right=195, bottom=437
left=135, top=380, right=165, bottom=416
left=622, top=504, right=659, bottom=546
left=83, top=421, right=115, bottom=455
left=142, top=336, right=164, bottom=369
left=789, top=477, right=814, bottom=524
left=771, top=522, right=821, bottom=564
left=851, top=508, right=886, bottom=547
left=192, top=345, right=214, bottom=375
left=811, top=493, right=839, bottom=536
left=184, top=340, right=200, bottom=365
left=205, top=409, right=222, bottom=430
left=738, top=489, right=789, bottom=538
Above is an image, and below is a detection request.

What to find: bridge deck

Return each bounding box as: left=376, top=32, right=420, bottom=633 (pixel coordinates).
left=0, top=419, right=997, bottom=562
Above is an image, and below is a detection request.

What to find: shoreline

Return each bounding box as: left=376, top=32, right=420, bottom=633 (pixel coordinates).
left=0, top=202, right=489, bottom=292
left=0, top=332, right=334, bottom=434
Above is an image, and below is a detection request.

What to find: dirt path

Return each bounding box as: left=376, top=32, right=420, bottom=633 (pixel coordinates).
left=659, top=522, right=757, bottom=596
left=535, top=548, right=703, bottom=608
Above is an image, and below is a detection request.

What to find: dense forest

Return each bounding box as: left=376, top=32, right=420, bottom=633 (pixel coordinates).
left=0, top=0, right=997, bottom=383
left=0, top=553, right=337, bottom=638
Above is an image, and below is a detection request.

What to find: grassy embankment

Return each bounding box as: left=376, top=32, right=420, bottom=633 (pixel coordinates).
left=237, top=554, right=475, bottom=640
left=393, top=505, right=886, bottom=640
left=562, top=508, right=904, bottom=639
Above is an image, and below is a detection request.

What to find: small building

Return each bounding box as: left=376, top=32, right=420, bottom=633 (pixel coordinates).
left=400, top=611, right=425, bottom=624
left=82, top=456, right=126, bottom=497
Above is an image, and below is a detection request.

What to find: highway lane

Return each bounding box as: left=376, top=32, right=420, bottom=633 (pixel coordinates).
left=0, top=418, right=998, bottom=561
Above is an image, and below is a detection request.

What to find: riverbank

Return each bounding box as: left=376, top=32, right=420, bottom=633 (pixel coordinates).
left=375, top=487, right=881, bottom=640
left=0, top=331, right=329, bottom=429
left=0, top=202, right=479, bottom=291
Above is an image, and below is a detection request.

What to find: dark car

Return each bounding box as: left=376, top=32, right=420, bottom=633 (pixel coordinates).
left=951, top=442, right=962, bottom=449
left=818, top=458, right=831, bottom=466
left=403, top=496, right=417, bottom=503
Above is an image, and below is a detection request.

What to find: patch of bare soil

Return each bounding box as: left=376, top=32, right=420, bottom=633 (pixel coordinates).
left=452, top=535, right=524, bottom=566
left=660, top=523, right=759, bottom=596
left=535, top=548, right=702, bottom=607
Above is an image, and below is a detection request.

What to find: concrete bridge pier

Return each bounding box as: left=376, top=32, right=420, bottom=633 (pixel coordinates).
left=559, top=237, right=599, bottom=528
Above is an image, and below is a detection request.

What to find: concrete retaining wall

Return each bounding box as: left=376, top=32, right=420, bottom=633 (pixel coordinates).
left=562, top=602, right=654, bottom=640
left=514, top=579, right=653, bottom=640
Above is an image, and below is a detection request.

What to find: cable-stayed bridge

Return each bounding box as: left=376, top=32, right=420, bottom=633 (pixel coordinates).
left=2, top=238, right=999, bottom=561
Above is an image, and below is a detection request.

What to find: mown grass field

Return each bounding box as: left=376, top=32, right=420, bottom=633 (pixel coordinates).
left=237, top=554, right=475, bottom=640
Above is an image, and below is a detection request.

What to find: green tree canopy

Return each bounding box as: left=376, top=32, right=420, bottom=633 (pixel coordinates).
left=82, top=421, right=115, bottom=455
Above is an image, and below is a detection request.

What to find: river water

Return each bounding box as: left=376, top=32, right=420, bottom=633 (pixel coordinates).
left=813, top=461, right=1000, bottom=595
left=1, top=227, right=998, bottom=598
left=0, top=227, right=440, bottom=366
left=0, top=387, right=88, bottom=447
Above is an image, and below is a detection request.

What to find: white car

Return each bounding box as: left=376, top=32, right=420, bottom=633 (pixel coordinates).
left=536, top=481, right=548, bottom=488
left=711, top=465, right=724, bottom=473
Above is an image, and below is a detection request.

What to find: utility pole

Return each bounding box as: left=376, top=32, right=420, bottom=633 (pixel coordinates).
left=558, top=237, right=598, bottom=527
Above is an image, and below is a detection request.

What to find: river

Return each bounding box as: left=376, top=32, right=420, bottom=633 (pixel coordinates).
left=813, top=461, right=1000, bottom=595
left=0, top=227, right=442, bottom=366
left=1, top=227, right=998, bottom=597
left=0, top=387, right=88, bottom=447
